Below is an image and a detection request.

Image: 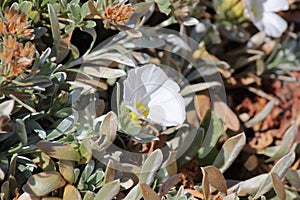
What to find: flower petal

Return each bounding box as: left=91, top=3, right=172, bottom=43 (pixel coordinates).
left=123, top=64, right=186, bottom=126
left=148, top=80, right=186, bottom=126
left=123, top=67, right=148, bottom=106
left=243, top=0, right=264, bottom=21
left=254, top=12, right=287, bottom=38
left=123, top=64, right=169, bottom=106
left=263, top=0, right=289, bottom=12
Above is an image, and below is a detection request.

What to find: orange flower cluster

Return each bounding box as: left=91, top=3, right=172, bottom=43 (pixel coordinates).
left=103, top=3, right=135, bottom=29
left=0, top=7, right=34, bottom=38
left=0, top=36, right=35, bottom=76
left=0, top=8, right=35, bottom=78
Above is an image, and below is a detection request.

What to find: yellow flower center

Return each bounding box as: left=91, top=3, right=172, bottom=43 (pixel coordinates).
left=130, top=102, right=149, bottom=121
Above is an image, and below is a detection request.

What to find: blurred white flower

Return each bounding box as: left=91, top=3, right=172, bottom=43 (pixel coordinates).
left=243, top=0, right=289, bottom=38
left=123, top=64, right=186, bottom=127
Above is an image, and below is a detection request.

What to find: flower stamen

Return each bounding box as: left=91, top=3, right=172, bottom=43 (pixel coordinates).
left=130, top=102, right=149, bottom=121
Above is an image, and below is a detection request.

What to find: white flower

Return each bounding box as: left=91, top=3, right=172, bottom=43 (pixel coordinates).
left=243, top=0, right=289, bottom=38
left=123, top=64, right=186, bottom=127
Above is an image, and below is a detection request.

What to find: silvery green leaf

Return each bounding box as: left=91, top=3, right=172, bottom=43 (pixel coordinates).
left=125, top=29, right=143, bottom=38
left=186, top=65, right=219, bottom=82
left=78, top=160, right=95, bottom=189
left=124, top=184, right=141, bottom=200
left=24, top=76, right=52, bottom=88
left=86, top=169, right=105, bottom=188
left=26, top=120, right=46, bottom=139
left=131, top=133, right=159, bottom=143
left=123, top=37, right=166, bottom=49
left=46, top=112, right=78, bottom=140
left=99, top=111, right=118, bottom=145
left=48, top=4, right=60, bottom=42
left=213, top=94, right=240, bottom=132
left=82, top=28, right=97, bottom=57
left=130, top=2, right=154, bottom=26
left=33, top=27, right=47, bottom=39
left=22, top=171, right=66, bottom=196
left=81, top=1, right=90, bottom=17
left=245, top=99, right=277, bottom=128
left=16, top=192, right=37, bottom=200
left=271, top=173, right=286, bottom=200
left=202, top=166, right=227, bottom=194
left=247, top=32, right=266, bottom=49
left=159, top=174, right=182, bottom=197
left=37, top=141, right=81, bottom=162
left=174, top=186, right=186, bottom=199
left=39, top=48, right=51, bottom=65
left=63, top=184, right=82, bottom=200
left=83, top=191, right=95, bottom=200
left=0, top=100, right=14, bottom=115
left=201, top=167, right=210, bottom=200
left=140, top=149, right=163, bottom=184
left=154, top=0, right=171, bottom=15
left=59, top=160, right=75, bottom=184
left=223, top=193, right=239, bottom=200
left=198, top=111, right=223, bottom=159
left=84, top=52, right=136, bottom=67
left=265, top=124, right=298, bottom=162
left=102, top=159, right=115, bottom=185
left=253, top=152, right=295, bottom=199
left=271, top=152, right=295, bottom=179
left=180, top=82, right=221, bottom=96
left=83, top=67, right=126, bottom=79
left=69, top=3, right=81, bottom=18
left=0, top=167, right=5, bottom=180
left=159, top=34, right=191, bottom=52
left=213, top=133, right=246, bottom=173
left=286, top=169, right=300, bottom=190
left=48, top=3, right=71, bottom=62
left=182, top=17, right=199, bottom=26
left=51, top=72, right=67, bottom=84
left=140, top=183, right=160, bottom=200
left=18, top=1, right=33, bottom=14
left=94, top=179, right=120, bottom=200
left=176, top=128, right=204, bottom=167
left=132, top=52, right=150, bottom=64
left=16, top=119, right=27, bottom=145
left=124, top=149, right=163, bottom=200
left=228, top=173, right=268, bottom=196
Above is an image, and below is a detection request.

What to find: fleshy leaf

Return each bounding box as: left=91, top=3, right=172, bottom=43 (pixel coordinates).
left=213, top=97, right=240, bottom=132
left=0, top=100, right=14, bottom=115
left=213, top=133, right=246, bottom=173
left=201, top=167, right=210, bottom=200
left=265, top=124, right=298, bottom=162
left=286, top=169, right=300, bottom=190
left=94, top=179, right=120, bottom=200
left=22, top=171, right=66, bottom=196
left=244, top=98, right=277, bottom=128
left=124, top=149, right=163, bottom=200
left=140, top=183, right=160, bottom=200
left=59, top=160, right=75, bottom=184
left=202, top=166, right=227, bottom=194
left=63, top=184, right=82, bottom=200
left=83, top=66, right=126, bottom=79
left=198, top=110, right=223, bottom=159
left=253, top=152, right=295, bottom=199
left=154, top=0, right=171, bottom=15
left=271, top=173, right=286, bottom=200
left=16, top=119, right=27, bottom=145
left=37, top=141, right=80, bottom=162
left=140, top=149, right=163, bottom=184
